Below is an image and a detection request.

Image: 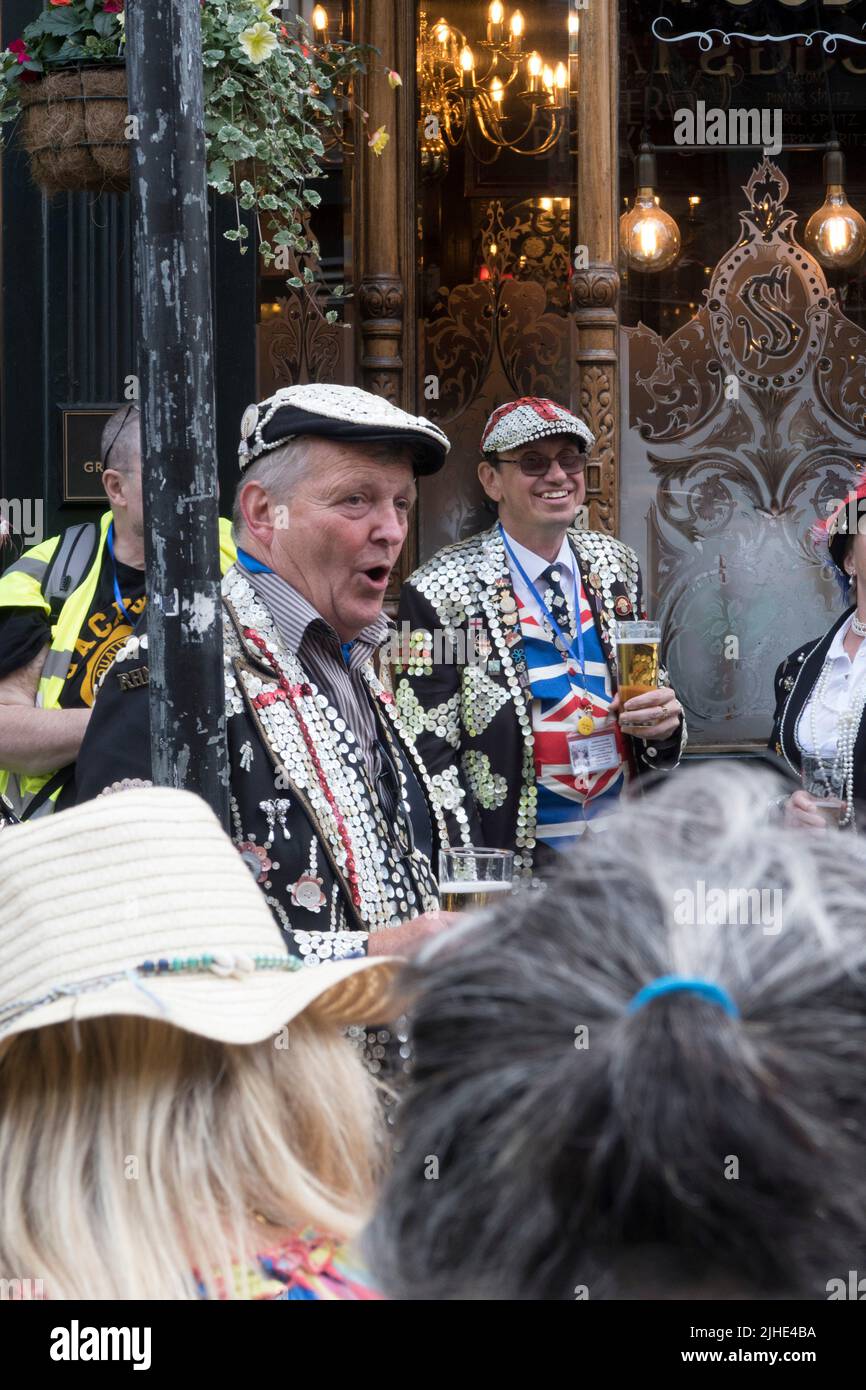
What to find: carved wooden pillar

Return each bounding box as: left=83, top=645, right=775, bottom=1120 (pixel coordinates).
left=573, top=0, right=620, bottom=535
left=353, top=0, right=418, bottom=587
left=354, top=0, right=415, bottom=409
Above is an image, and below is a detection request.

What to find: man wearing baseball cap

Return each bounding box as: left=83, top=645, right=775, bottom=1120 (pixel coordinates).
left=75, top=384, right=453, bottom=962
left=395, top=396, right=685, bottom=878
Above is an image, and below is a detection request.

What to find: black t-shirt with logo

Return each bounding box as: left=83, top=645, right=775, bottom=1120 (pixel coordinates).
left=0, top=547, right=145, bottom=707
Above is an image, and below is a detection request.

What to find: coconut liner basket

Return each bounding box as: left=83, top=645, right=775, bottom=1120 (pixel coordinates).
left=18, top=62, right=130, bottom=195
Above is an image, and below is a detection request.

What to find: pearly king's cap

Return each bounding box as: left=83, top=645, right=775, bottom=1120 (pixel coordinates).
left=480, top=396, right=595, bottom=457
left=0, top=787, right=399, bottom=1047
left=238, top=383, right=450, bottom=475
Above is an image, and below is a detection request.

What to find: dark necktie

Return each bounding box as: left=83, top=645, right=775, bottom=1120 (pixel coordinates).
left=538, top=561, right=575, bottom=644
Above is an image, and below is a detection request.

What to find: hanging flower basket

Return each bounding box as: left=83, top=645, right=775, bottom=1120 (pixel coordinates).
left=17, top=62, right=128, bottom=196
left=0, top=0, right=392, bottom=300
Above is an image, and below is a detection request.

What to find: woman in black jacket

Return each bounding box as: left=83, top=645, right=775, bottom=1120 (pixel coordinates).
left=770, top=480, right=866, bottom=829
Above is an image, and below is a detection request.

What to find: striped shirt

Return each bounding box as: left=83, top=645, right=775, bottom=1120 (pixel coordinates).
left=240, top=564, right=390, bottom=783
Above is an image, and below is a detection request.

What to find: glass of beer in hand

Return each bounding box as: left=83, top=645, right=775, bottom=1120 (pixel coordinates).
left=801, top=754, right=846, bottom=827
left=438, top=848, right=514, bottom=912
left=616, top=621, right=661, bottom=704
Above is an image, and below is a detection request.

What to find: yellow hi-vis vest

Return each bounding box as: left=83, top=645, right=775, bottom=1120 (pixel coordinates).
left=0, top=512, right=237, bottom=818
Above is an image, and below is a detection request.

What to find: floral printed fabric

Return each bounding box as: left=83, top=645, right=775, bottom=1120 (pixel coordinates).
left=199, top=1231, right=382, bottom=1301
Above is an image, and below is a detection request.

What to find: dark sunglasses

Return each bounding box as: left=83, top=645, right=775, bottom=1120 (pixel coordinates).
left=498, top=448, right=587, bottom=477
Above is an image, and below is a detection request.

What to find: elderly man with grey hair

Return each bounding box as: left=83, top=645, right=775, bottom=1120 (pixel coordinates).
left=75, top=385, right=454, bottom=965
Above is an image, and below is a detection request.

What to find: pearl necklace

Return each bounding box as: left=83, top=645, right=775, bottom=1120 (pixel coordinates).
left=852, top=613, right=866, bottom=638
left=803, top=657, right=866, bottom=828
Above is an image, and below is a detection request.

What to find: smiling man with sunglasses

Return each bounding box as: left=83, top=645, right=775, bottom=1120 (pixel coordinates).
left=396, top=396, right=686, bottom=878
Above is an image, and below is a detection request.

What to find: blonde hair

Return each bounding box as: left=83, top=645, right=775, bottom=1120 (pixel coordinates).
left=0, top=1012, right=384, bottom=1299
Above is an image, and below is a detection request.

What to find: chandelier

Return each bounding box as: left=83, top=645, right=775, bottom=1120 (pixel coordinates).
left=418, top=5, right=579, bottom=173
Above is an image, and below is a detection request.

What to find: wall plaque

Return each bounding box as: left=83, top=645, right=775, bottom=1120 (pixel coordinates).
left=61, top=405, right=121, bottom=503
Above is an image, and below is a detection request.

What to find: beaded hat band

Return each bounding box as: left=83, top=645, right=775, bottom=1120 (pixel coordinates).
left=0, top=787, right=397, bottom=1046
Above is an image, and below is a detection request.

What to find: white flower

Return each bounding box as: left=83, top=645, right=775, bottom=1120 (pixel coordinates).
left=239, top=22, right=278, bottom=65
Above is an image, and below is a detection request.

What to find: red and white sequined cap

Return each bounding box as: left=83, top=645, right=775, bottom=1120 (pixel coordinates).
left=480, top=397, right=595, bottom=456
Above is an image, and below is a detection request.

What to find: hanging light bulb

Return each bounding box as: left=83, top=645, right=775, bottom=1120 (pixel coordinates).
left=311, top=4, right=328, bottom=42
left=804, top=141, right=866, bottom=270
left=490, top=75, right=504, bottom=105
left=618, top=144, right=680, bottom=272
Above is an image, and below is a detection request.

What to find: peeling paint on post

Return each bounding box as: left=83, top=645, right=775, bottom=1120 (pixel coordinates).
left=126, top=0, right=229, bottom=830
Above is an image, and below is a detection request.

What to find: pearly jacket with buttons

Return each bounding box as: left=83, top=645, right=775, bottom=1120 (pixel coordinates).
left=395, top=523, right=686, bottom=879
left=74, top=567, right=445, bottom=960
left=769, top=605, right=866, bottom=802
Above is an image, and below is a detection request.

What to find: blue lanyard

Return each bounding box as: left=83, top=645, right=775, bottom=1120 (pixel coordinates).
left=106, top=522, right=139, bottom=627
left=236, top=546, right=274, bottom=575
left=499, top=524, right=588, bottom=693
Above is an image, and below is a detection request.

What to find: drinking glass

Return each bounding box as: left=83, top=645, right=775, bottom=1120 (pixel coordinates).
left=801, top=754, right=846, bottom=827
left=616, top=620, right=660, bottom=704
left=438, top=848, right=514, bottom=911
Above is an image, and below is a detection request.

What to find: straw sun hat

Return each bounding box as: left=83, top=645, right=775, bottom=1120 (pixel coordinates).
left=0, top=787, right=397, bottom=1046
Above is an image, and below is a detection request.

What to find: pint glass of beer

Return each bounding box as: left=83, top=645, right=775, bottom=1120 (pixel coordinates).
left=616, top=620, right=661, bottom=705
left=438, top=848, right=514, bottom=912
left=801, top=754, right=846, bottom=827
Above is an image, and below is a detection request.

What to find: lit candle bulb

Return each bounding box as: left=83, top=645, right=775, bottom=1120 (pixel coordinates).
left=491, top=75, right=504, bottom=104
left=542, top=64, right=555, bottom=92
left=554, top=61, right=568, bottom=94
left=527, top=50, right=542, bottom=92
left=510, top=9, right=525, bottom=50
left=311, top=4, right=328, bottom=42
left=434, top=20, right=450, bottom=47
left=488, top=0, right=504, bottom=43
left=459, top=44, right=476, bottom=89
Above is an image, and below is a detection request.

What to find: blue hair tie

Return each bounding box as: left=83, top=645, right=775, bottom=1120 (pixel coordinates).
left=628, top=975, right=739, bottom=1018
